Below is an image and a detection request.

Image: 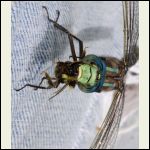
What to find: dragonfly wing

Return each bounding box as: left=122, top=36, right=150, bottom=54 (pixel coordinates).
left=123, top=1, right=139, bottom=67
left=90, top=88, right=125, bottom=149
left=90, top=1, right=139, bottom=149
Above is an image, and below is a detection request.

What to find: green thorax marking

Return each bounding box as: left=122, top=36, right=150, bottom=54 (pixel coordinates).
left=77, top=64, right=100, bottom=86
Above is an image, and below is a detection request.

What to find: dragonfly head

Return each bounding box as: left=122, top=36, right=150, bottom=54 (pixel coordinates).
left=55, top=61, right=80, bottom=86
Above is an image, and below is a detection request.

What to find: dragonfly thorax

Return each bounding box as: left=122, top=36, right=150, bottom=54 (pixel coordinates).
left=77, top=64, right=100, bottom=86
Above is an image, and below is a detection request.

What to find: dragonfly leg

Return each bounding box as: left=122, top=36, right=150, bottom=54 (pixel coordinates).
left=14, top=83, right=53, bottom=91
left=43, top=71, right=59, bottom=88
left=34, top=77, right=47, bottom=90
left=34, top=72, right=59, bottom=90
left=15, top=72, right=59, bottom=91
left=68, top=34, right=77, bottom=61
left=42, top=6, right=85, bottom=60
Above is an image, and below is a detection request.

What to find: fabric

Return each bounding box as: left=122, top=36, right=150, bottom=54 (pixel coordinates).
left=12, top=1, right=139, bottom=149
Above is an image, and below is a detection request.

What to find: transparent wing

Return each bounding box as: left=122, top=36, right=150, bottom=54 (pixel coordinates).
left=90, top=89, right=125, bottom=149
left=90, top=1, right=139, bottom=149
left=123, top=1, right=139, bottom=67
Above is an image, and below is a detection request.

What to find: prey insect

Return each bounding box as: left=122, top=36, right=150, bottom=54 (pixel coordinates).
left=15, top=6, right=126, bottom=100
left=15, top=1, right=139, bottom=149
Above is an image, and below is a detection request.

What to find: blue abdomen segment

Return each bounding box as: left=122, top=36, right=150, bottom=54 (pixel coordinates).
left=78, top=54, right=106, bottom=93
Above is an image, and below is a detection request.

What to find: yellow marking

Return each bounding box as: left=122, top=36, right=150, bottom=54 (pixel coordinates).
left=78, top=66, right=82, bottom=79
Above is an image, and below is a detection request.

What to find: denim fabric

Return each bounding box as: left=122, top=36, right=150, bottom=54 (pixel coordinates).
left=12, top=1, right=138, bottom=149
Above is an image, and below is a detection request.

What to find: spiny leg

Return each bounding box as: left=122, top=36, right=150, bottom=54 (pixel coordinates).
left=68, top=34, right=77, bottom=61
left=15, top=72, right=59, bottom=91
left=49, top=84, right=68, bottom=100
left=42, top=6, right=59, bottom=23
left=69, top=47, right=87, bottom=59
left=34, top=77, right=47, bottom=90
left=42, top=6, right=85, bottom=60
left=44, top=72, right=59, bottom=88
left=15, top=80, right=58, bottom=91
left=14, top=83, right=52, bottom=91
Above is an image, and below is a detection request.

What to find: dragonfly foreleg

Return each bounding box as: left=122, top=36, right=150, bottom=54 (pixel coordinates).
left=14, top=83, right=52, bottom=91
left=43, top=72, right=60, bottom=88
left=34, top=77, right=47, bottom=90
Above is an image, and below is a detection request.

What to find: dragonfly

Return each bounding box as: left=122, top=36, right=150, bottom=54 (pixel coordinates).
left=90, top=1, right=139, bottom=149
left=15, top=1, right=139, bottom=149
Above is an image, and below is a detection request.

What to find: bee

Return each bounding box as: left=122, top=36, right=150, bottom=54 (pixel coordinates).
left=15, top=6, right=127, bottom=100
